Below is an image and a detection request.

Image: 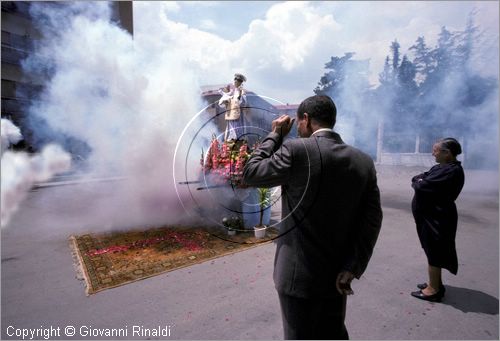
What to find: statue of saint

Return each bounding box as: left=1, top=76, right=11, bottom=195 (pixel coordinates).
left=218, top=73, right=247, bottom=141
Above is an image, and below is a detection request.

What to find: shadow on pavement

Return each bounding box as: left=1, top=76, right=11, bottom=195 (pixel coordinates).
left=442, top=285, right=499, bottom=315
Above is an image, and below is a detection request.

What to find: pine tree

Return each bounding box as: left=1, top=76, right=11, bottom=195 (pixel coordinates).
left=390, top=40, right=401, bottom=80
left=455, top=10, right=479, bottom=69
left=397, top=55, right=417, bottom=94
left=378, top=40, right=401, bottom=88
left=409, top=36, right=432, bottom=85
left=314, top=52, right=373, bottom=153
left=377, top=41, right=418, bottom=144
left=314, top=52, right=369, bottom=97
left=432, top=26, right=455, bottom=73
left=379, top=56, right=392, bottom=86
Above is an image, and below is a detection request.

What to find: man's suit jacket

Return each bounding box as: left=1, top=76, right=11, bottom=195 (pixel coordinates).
left=243, top=130, right=382, bottom=298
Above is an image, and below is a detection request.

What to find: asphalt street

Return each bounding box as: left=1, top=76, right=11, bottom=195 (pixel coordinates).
left=1, top=165, right=498, bottom=340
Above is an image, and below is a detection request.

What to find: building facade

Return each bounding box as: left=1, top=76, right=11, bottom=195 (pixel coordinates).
left=1, top=1, right=133, bottom=152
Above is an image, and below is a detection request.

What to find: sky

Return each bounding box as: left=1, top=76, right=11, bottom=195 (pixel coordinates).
left=133, top=1, right=499, bottom=104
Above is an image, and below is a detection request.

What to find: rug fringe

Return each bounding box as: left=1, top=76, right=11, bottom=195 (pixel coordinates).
left=68, top=236, right=92, bottom=296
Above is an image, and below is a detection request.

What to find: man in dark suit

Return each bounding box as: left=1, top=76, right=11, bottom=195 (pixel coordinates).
left=243, top=95, right=382, bottom=339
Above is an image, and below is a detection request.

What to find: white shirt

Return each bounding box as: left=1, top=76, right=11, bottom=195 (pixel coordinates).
left=312, top=128, right=334, bottom=136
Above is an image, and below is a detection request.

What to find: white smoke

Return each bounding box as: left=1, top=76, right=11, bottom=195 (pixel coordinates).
left=1, top=144, right=71, bottom=228
left=15, top=2, right=497, bottom=232
left=18, top=2, right=219, bottom=231
left=1, top=119, right=23, bottom=155
left=1, top=118, right=72, bottom=228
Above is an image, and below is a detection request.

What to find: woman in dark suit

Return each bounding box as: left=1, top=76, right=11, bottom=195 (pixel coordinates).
left=411, top=137, right=465, bottom=302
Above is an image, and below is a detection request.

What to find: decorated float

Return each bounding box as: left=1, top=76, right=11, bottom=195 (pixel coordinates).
left=199, top=135, right=272, bottom=236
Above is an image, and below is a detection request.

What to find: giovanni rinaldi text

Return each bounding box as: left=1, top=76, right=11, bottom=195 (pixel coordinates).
left=6, top=325, right=172, bottom=339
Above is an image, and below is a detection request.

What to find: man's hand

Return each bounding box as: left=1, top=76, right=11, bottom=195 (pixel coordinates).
left=272, top=115, right=295, bottom=138
left=336, top=271, right=355, bottom=295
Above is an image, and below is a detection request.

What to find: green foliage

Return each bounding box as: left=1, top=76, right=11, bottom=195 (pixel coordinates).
left=313, top=9, right=498, bottom=168
left=314, top=52, right=370, bottom=97
left=257, top=188, right=271, bottom=209
left=257, top=188, right=271, bottom=227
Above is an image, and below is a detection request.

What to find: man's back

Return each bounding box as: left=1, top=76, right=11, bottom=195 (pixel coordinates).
left=243, top=130, right=382, bottom=298
left=242, top=95, right=382, bottom=339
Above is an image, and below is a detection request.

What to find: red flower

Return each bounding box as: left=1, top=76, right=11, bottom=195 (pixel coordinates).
left=201, top=137, right=255, bottom=188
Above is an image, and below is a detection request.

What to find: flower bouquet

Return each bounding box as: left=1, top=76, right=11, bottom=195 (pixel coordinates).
left=199, top=135, right=269, bottom=231
left=200, top=135, right=258, bottom=188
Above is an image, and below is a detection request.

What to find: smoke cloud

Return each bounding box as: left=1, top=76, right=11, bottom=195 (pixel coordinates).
left=316, top=17, right=498, bottom=169
left=1, top=118, right=23, bottom=155
left=1, top=118, right=71, bottom=227
left=9, top=2, right=498, bottom=231
left=13, top=2, right=225, bottom=232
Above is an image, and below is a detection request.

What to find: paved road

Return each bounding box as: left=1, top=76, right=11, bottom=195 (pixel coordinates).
left=1, top=165, right=498, bottom=340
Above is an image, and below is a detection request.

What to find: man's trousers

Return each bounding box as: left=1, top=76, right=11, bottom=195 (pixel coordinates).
left=278, top=292, right=349, bottom=340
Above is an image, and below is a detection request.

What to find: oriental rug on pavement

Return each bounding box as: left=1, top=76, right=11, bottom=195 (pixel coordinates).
left=70, top=226, right=278, bottom=295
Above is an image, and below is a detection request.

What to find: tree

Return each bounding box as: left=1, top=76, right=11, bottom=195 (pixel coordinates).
left=397, top=55, right=417, bottom=92
left=379, top=56, right=392, bottom=86
left=390, top=40, right=401, bottom=78
left=377, top=42, right=416, bottom=132
left=455, top=11, right=478, bottom=67
left=409, top=36, right=433, bottom=85
left=411, top=13, right=498, bottom=165
left=314, top=52, right=356, bottom=95
left=316, top=10, right=498, bottom=168
left=431, top=26, right=455, bottom=74
left=314, top=52, right=374, bottom=154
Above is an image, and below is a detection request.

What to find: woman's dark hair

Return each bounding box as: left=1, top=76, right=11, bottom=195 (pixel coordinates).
left=439, top=137, right=462, bottom=156
left=297, top=95, right=337, bottom=127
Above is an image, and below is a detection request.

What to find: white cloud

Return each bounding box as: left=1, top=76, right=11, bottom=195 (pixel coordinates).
left=134, top=1, right=341, bottom=103
left=237, top=2, right=340, bottom=71
left=159, top=1, right=181, bottom=14
left=133, top=1, right=498, bottom=104
left=199, top=19, right=216, bottom=31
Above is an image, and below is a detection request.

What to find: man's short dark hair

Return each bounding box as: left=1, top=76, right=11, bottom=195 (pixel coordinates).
left=297, top=95, right=337, bottom=128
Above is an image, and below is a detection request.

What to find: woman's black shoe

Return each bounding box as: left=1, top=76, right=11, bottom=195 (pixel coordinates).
left=411, top=290, right=441, bottom=302
left=411, top=288, right=444, bottom=302
left=417, top=283, right=446, bottom=293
